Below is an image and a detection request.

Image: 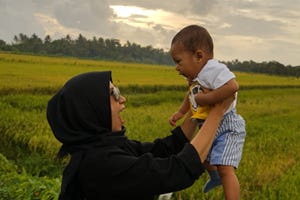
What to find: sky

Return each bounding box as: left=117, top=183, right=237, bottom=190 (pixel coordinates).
left=0, top=0, right=299, bottom=66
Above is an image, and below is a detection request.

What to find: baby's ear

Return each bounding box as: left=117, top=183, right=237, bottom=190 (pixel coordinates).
left=195, top=49, right=204, bottom=61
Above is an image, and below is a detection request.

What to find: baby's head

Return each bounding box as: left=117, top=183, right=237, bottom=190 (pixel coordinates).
left=171, top=25, right=214, bottom=57
left=170, top=25, right=214, bottom=80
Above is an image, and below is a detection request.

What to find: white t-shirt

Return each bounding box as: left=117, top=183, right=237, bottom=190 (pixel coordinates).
left=193, top=59, right=237, bottom=113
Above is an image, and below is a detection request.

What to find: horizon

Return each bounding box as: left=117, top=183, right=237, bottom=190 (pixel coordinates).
left=0, top=1, right=299, bottom=66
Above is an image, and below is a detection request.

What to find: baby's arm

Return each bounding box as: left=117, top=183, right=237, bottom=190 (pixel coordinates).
left=195, top=79, right=239, bottom=106
left=169, top=91, right=190, bottom=126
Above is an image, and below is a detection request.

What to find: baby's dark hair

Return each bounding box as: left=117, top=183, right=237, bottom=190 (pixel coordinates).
left=171, top=25, right=214, bottom=56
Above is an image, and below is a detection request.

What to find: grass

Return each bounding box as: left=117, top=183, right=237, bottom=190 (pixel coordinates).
left=0, top=153, right=60, bottom=200
left=0, top=52, right=184, bottom=91
left=1, top=89, right=299, bottom=199
left=1, top=52, right=299, bottom=93
left=0, top=52, right=300, bottom=199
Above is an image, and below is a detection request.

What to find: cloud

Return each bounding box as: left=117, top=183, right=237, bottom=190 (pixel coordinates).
left=109, top=0, right=218, bottom=15
left=0, top=0, right=299, bottom=65
left=0, top=0, right=45, bottom=42
left=34, top=13, right=95, bottom=40
left=52, top=0, right=117, bottom=37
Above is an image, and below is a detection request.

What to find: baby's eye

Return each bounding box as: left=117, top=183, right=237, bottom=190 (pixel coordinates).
left=174, top=59, right=181, bottom=64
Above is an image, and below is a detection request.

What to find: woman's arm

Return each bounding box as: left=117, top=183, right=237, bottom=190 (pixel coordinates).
left=181, top=95, right=234, bottom=161
left=179, top=111, right=197, bottom=141
left=194, top=78, right=238, bottom=106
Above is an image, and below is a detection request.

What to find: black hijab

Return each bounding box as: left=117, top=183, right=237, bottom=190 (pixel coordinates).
left=47, top=71, right=127, bottom=200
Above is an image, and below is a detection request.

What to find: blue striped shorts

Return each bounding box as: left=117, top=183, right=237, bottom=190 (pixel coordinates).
left=206, top=111, right=246, bottom=168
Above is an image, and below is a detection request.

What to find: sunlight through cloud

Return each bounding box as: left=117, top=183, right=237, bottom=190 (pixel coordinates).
left=110, top=5, right=154, bottom=18
left=110, top=5, right=198, bottom=30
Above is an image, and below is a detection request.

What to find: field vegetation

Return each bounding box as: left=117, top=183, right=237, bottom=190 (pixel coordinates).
left=0, top=52, right=299, bottom=199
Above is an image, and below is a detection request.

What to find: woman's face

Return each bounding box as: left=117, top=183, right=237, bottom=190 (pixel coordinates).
left=110, top=82, right=126, bottom=132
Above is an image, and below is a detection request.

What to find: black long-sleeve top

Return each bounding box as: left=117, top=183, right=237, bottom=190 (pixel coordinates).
left=78, top=126, right=205, bottom=200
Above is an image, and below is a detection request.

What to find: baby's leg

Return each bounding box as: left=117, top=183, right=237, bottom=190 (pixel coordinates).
left=203, top=161, right=222, bottom=193
left=218, top=165, right=239, bottom=200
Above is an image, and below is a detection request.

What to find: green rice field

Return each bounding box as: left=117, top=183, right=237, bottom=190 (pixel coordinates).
left=0, top=51, right=299, bottom=199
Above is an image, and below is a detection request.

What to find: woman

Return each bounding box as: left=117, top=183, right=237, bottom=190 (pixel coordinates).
left=47, top=71, right=233, bottom=200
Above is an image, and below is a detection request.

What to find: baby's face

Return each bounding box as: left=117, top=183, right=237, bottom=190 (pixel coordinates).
left=170, top=43, right=202, bottom=80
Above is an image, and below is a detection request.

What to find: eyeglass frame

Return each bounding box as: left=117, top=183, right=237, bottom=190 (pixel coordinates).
left=110, top=86, right=121, bottom=101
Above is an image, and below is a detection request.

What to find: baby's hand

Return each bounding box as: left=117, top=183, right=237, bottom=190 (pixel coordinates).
left=169, top=111, right=184, bottom=127
left=169, top=117, right=177, bottom=127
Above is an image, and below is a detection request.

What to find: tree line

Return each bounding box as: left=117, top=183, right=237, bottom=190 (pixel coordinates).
left=0, top=33, right=173, bottom=65
left=0, top=33, right=299, bottom=77
left=224, top=59, right=300, bottom=77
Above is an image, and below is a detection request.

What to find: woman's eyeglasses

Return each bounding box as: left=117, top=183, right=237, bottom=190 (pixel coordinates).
left=110, top=86, right=121, bottom=101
